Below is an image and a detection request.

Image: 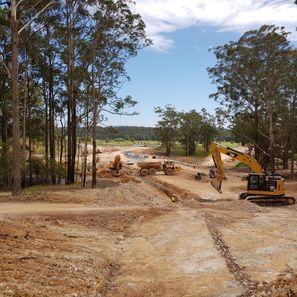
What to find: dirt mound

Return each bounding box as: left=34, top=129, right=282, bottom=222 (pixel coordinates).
left=93, top=181, right=171, bottom=207
left=7, top=179, right=169, bottom=207
left=31, top=179, right=171, bottom=207
left=0, top=218, right=111, bottom=297
left=97, top=168, right=135, bottom=178
left=52, top=208, right=170, bottom=234
left=201, top=146, right=248, bottom=167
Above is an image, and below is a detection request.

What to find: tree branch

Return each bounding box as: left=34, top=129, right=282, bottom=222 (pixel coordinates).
left=0, top=58, right=11, bottom=77
left=101, top=108, right=138, bottom=116
left=244, top=135, right=271, bottom=157
left=18, top=1, right=55, bottom=35
left=16, top=0, right=25, bottom=8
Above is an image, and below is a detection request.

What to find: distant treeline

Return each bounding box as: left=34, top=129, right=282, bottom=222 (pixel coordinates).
left=96, top=126, right=158, bottom=141
left=75, top=126, right=158, bottom=141
left=77, top=125, right=233, bottom=142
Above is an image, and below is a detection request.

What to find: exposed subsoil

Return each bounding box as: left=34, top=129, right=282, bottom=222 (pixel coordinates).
left=1, top=146, right=297, bottom=297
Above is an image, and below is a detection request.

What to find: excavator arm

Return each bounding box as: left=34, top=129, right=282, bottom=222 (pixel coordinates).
left=209, top=143, right=264, bottom=193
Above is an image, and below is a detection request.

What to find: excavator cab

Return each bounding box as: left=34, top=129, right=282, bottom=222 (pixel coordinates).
left=248, top=174, right=269, bottom=191
left=244, top=173, right=285, bottom=196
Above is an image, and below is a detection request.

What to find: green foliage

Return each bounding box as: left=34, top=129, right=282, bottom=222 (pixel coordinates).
left=235, top=162, right=248, bottom=168
left=179, top=110, right=202, bottom=155
left=208, top=25, right=297, bottom=170
left=154, top=105, right=180, bottom=156
left=199, top=108, right=217, bottom=154
left=81, top=126, right=158, bottom=141
left=24, top=157, right=66, bottom=186
left=154, top=106, right=219, bottom=156
left=0, top=0, right=150, bottom=190
left=0, top=143, right=10, bottom=189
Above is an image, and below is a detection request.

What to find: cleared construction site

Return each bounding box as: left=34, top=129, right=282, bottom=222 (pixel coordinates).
left=1, top=145, right=297, bottom=297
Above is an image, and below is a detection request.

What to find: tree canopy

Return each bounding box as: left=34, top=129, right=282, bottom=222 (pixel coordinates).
left=0, top=0, right=150, bottom=192
left=208, top=25, right=297, bottom=170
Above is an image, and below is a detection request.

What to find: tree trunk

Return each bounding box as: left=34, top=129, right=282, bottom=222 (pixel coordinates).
left=283, top=145, right=289, bottom=170
left=66, top=0, right=76, bottom=184
left=254, top=102, right=260, bottom=161
left=44, top=86, right=49, bottom=180
left=22, top=52, right=29, bottom=186
left=11, top=0, right=21, bottom=196
left=91, top=63, right=97, bottom=188
left=76, top=139, right=81, bottom=183
left=58, top=120, right=64, bottom=184
left=64, top=133, right=67, bottom=183
left=1, top=103, right=9, bottom=188
left=28, top=105, right=32, bottom=185
left=82, top=96, right=89, bottom=188
left=165, top=144, right=171, bottom=156
left=290, top=96, right=296, bottom=179
left=268, top=102, right=275, bottom=171
left=49, top=54, right=56, bottom=184
left=291, top=157, right=295, bottom=179
left=82, top=136, right=88, bottom=188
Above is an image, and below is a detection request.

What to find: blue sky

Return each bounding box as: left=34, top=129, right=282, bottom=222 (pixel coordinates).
left=104, top=0, right=297, bottom=127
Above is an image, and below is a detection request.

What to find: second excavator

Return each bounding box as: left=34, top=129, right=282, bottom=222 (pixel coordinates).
left=110, top=155, right=122, bottom=177
left=209, top=143, right=295, bottom=206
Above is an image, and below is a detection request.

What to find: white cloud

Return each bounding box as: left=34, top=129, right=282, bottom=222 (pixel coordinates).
left=133, top=0, right=297, bottom=51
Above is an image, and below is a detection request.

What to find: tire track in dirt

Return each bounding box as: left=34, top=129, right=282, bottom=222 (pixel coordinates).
left=100, top=261, right=121, bottom=296
left=137, top=175, right=259, bottom=295
left=204, top=218, right=258, bottom=296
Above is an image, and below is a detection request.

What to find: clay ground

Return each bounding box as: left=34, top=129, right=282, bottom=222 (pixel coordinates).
left=1, top=146, right=297, bottom=297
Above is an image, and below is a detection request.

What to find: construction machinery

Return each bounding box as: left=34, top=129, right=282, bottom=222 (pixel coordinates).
left=110, top=155, right=122, bottom=177
left=137, top=160, right=180, bottom=176
left=209, top=143, right=295, bottom=206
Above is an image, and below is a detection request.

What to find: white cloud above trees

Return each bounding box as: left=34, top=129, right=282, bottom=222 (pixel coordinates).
left=133, top=0, right=297, bottom=51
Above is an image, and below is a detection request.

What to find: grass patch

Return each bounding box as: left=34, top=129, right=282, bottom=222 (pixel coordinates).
left=96, top=139, right=160, bottom=147
left=217, top=141, right=240, bottom=148
left=235, top=162, right=248, bottom=168
left=23, top=183, right=82, bottom=195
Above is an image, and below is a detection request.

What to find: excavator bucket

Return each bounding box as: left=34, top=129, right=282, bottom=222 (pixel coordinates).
left=210, top=179, right=222, bottom=194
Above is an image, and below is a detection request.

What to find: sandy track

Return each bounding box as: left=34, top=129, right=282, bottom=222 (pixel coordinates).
left=0, top=202, right=168, bottom=217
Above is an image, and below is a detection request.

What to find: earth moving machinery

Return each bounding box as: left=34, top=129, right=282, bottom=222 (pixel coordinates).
left=209, top=143, right=295, bottom=206
left=110, top=155, right=122, bottom=177
left=138, top=160, right=180, bottom=176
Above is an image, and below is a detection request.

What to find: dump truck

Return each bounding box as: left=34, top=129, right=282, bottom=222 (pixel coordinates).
left=137, top=160, right=180, bottom=176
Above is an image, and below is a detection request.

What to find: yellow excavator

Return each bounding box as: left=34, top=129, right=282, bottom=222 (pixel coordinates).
left=110, top=155, right=122, bottom=177
left=209, top=143, right=295, bottom=206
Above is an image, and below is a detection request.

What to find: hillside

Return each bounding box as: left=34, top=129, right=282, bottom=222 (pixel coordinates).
left=95, top=126, right=158, bottom=141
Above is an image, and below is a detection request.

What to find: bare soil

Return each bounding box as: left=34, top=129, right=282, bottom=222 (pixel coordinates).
left=1, top=146, right=297, bottom=297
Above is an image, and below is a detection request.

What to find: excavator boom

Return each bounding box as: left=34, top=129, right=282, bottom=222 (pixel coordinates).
left=209, top=143, right=263, bottom=193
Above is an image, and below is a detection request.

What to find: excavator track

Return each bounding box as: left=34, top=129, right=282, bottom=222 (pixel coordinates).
left=244, top=196, right=296, bottom=206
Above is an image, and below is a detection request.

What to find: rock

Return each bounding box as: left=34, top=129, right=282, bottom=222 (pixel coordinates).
left=291, top=284, right=297, bottom=297
left=3, top=290, right=14, bottom=297
left=275, top=293, right=288, bottom=297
